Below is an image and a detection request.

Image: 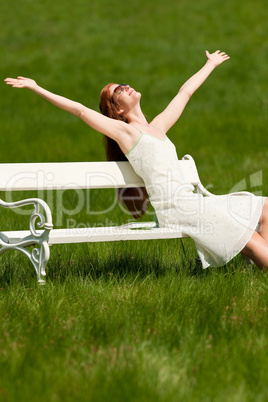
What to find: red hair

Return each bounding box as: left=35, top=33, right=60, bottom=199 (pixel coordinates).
left=99, top=83, right=149, bottom=219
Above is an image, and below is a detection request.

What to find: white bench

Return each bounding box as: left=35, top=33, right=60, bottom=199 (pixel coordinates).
left=0, top=154, right=214, bottom=283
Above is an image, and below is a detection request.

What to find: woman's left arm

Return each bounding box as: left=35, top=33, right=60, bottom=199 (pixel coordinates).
left=151, top=50, right=230, bottom=132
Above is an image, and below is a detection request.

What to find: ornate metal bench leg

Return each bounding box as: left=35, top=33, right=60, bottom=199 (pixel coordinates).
left=31, top=238, right=51, bottom=284
left=0, top=198, right=53, bottom=283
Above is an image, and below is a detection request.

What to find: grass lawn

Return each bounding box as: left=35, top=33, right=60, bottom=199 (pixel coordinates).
left=0, top=0, right=268, bottom=400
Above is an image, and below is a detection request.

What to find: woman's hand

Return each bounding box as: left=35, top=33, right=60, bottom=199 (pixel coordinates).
left=4, top=76, right=38, bottom=90
left=205, top=50, right=230, bottom=67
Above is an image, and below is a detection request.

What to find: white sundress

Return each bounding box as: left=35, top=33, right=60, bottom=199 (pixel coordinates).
left=125, top=129, right=266, bottom=268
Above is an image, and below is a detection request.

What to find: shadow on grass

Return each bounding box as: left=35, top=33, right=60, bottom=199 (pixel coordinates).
left=0, top=242, right=254, bottom=287
left=0, top=249, right=197, bottom=286
left=46, top=251, right=187, bottom=282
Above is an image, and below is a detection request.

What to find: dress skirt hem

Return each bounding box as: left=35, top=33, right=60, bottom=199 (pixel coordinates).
left=196, top=196, right=266, bottom=269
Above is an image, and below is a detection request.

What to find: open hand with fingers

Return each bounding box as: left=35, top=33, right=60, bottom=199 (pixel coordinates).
left=205, top=50, right=230, bottom=67
left=4, top=76, right=38, bottom=90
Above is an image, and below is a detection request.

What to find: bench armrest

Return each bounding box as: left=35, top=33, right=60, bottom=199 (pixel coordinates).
left=0, top=198, right=53, bottom=234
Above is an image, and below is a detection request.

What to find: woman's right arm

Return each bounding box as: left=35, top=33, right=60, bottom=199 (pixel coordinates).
left=151, top=50, right=230, bottom=133
left=4, top=76, right=129, bottom=140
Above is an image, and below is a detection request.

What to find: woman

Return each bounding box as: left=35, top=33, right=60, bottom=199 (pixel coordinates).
left=5, top=50, right=268, bottom=270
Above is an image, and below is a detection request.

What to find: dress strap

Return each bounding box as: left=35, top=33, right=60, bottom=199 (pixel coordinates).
left=132, top=125, right=143, bottom=135
left=153, top=125, right=166, bottom=135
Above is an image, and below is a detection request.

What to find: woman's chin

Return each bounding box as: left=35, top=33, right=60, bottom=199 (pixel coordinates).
left=135, top=91, right=142, bottom=100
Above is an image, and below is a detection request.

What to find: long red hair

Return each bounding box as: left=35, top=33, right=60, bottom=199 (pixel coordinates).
left=99, top=83, right=149, bottom=219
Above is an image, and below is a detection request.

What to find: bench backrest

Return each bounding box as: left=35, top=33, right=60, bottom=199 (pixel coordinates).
left=0, top=155, right=200, bottom=191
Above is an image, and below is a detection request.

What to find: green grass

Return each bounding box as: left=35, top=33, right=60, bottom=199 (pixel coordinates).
left=1, top=0, right=268, bottom=400
left=1, top=257, right=268, bottom=402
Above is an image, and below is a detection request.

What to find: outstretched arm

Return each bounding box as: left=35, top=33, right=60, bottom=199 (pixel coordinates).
left=4, top=77, right=128, bottom=140
left=151, top=50, right=230, bottom=132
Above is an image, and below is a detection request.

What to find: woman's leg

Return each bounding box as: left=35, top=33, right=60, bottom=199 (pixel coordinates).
left=258, top=198, right=268, bottom=242
left=241, top=231, right=268, bottom=270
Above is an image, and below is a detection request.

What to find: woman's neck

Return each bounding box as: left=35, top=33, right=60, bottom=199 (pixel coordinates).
left=125, top=103, right=149, bottom=127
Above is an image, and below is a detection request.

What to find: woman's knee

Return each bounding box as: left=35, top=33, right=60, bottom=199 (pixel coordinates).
left=242, top=231, right=260, bottom=255
left=261, top=198, right=268, bottom=221
left=241, top=231, right=268, bottom=270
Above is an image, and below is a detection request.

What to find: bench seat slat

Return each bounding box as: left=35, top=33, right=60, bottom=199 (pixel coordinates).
left=0, top=161, right=144, bottom=191
left=0, top=160, right=199, bottom=191
left=2, top=225, right=187, bottom=245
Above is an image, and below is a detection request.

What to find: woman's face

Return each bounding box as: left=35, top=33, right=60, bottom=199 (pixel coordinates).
left=110, top=83, right=141, bottom=112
